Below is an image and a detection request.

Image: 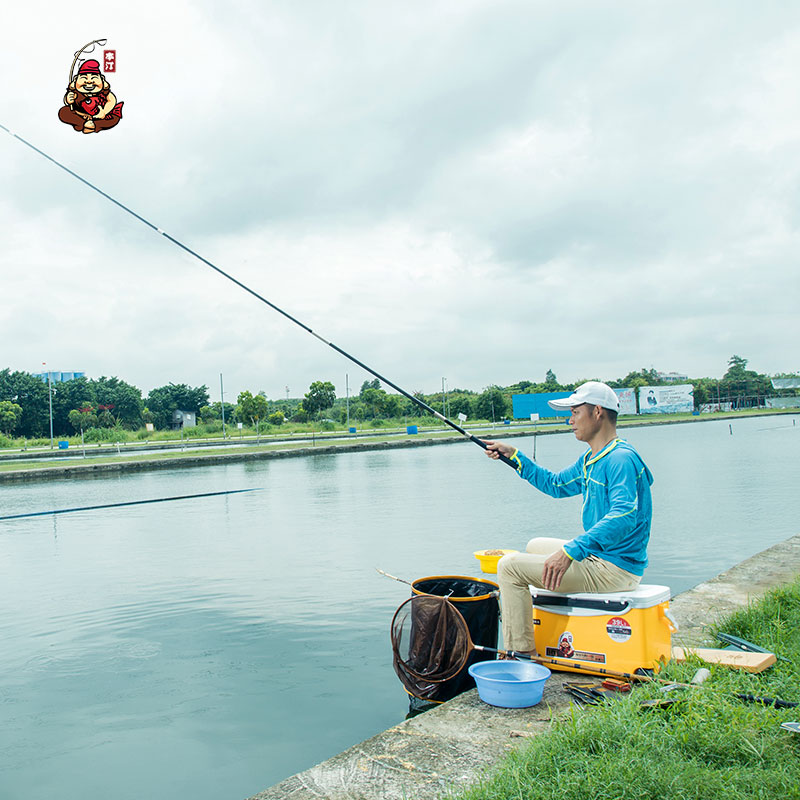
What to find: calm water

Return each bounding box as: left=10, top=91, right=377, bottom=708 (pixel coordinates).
left=0, top=416, right=797, bottom=800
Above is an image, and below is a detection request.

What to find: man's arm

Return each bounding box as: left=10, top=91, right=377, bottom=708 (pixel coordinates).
left=485, top=441, right=583, bottom=499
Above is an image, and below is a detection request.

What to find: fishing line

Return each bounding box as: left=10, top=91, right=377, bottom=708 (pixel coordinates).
left=1, top=123, right=516, bottom=469
left=0, top=488, right=259, bottom=521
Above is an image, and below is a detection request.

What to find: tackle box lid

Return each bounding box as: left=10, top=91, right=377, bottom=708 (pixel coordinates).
left=530, top=584, right=671, bottom=612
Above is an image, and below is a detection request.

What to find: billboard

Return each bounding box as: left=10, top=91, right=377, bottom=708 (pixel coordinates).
left=638, top=384, right=694, bottom=414
left=512, top=387, right=639, bottom=418
left=765, top=397, right=800, bottom=409
left=512, top=392, right=571, bottom=418
left=615, top=388, right=637, bottom=416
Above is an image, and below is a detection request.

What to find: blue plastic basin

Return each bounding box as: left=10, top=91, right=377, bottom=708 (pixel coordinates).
left=468, top=660, right=551, bottom=708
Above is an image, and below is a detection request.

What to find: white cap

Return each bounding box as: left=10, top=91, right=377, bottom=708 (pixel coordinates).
left=547, top=381, right=619, bottom=412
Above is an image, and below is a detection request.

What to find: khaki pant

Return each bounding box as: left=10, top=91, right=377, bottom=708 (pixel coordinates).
left=497, top=538, right=641, bottom=652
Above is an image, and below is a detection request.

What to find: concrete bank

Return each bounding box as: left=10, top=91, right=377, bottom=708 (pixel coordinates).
left=0, top=434, right=480, bottom=483
left=249, top=533, right=800, bottom=800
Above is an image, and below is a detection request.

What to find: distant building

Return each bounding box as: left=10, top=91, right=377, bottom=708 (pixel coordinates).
left=656, top=371, right=688, bottom=383
left=171, top=410, right=196, bottom=429
left=33, top=370, right=85, bottom=383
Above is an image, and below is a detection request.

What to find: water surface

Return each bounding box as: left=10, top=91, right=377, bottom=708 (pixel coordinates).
left=0, top=415, right=796, bottom=799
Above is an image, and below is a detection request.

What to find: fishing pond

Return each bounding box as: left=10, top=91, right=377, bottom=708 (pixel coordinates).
left=0, top=414, right=797, bottom=800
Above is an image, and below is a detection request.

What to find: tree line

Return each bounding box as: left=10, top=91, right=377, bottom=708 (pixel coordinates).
left=0, top=371, right=212, bottom=440
left=0, top=355, right=794, bottom=440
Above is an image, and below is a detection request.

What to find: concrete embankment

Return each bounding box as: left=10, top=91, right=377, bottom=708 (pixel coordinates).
left=248, top=533, right=800, bottom=800
left=0, top=434, right=477, bottom=483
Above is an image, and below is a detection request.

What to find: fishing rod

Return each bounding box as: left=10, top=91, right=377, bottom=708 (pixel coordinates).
left=0, top=123, right=516, bottom=469
left=0, top=488, right=259, bottom=521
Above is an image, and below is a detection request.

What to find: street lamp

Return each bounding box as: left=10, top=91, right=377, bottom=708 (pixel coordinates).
left=42, top=362, right=53, bottom=448
left=220, top=373, right=226, bottom=439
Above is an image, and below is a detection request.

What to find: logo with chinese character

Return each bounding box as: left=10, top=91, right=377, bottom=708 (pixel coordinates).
left=58, top=38, right=124, bottom=134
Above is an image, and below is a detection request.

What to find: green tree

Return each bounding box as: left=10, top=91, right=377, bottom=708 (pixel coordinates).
left=146, top=383, right=209, bottom=429
left=50, top=377, right=95, bottom=435
left=448, top=393, right=474, bottom=418
left=0, top=369, right=51, bottom=437
left=474, top=386, right=509, bottom=421
left=291, top=403, right=309, bottom=423
left=725, top=355, right=749, bottom=377
left=267, top=410, right=285, bottom=425
left=720, top=355, right=770, bottom=408
left=97, top=409, right=117, bottom=428
left=304, top=381, right=336, bottom=417
left=360, top=386, right=384, bottom=418
left=68, top=407, right=98, bottom=433
left=199, top=406, right=216, bottom=425
left=618, top=368, right=659, bottom=390
left=0, top=400, right=23, bottom=435
left=236, top=390, right=269, bottom=426
left=544, top=369, right=559, bottom=390
left=360, top=379, right=380, bottom=395
left=91, top=376, right=143, bottom=428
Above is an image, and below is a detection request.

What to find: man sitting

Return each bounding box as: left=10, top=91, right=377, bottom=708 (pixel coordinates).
left=484, top=381, right=653, bottom=657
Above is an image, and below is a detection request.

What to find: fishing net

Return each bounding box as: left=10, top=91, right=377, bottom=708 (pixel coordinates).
left=390, top=576, right=500, bottom=704
left=391, top=595, right=471, bottom=687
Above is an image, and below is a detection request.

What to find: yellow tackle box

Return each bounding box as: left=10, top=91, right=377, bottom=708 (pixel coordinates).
left=530, top=584, right=677, bottom=675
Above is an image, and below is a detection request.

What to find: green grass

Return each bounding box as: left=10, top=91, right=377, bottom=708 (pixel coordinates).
left=2, top=406, right=794, bottom=453
left=0, top=408, right=794, bottom=477
left=450, top=580, right=800, bottom=800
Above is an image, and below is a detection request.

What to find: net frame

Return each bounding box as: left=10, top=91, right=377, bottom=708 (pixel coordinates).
left=391, top=594, right=473, bottom=688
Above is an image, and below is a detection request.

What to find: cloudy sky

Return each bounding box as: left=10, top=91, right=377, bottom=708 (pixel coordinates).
left=2, top=1, right=799, bottom=403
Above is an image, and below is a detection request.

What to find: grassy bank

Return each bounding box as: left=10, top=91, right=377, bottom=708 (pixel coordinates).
left=0, top=408, right=795, bottom=478
left=2, top=407, right=795, bottom=452
left=451, top=580, right=800, bottom=800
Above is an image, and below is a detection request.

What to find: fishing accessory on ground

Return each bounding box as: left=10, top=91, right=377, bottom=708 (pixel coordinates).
left=781, top=721, right=800, bottom=734
left=390, top=594, right=661, bottom=700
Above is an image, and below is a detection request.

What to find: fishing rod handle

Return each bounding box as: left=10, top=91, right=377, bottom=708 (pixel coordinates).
left=735, top=693, right=799, bottom=709
left=468, top=435, right=518, bottom=470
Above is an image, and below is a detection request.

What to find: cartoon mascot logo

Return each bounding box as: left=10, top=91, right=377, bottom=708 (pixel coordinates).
left=58, top=39, right=124, bottom=134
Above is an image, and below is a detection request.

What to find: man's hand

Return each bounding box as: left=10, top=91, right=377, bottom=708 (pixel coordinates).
left=542, top=550, right=572, bottom=591
left=484, top=440, right=514, bottom=461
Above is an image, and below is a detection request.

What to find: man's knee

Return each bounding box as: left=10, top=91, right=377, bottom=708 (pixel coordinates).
left=526, top=536, right=567, bottom=555
left=497, top=552, right=514, bottom=581
left=498, top=552, right=543, bottom=588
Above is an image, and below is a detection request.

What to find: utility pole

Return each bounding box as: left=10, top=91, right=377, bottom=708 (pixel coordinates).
left=346, top=373, right=350, bottom=429
left=43, top=362, right=53, bottom=449
left=220, top=373, right=226, bottom=438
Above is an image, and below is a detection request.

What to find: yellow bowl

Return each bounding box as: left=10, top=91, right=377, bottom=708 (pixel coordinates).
left=473, top=549, right=518, bottom=574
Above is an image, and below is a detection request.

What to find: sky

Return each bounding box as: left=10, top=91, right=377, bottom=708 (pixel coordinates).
left=2, top=1, right=799, bottom=403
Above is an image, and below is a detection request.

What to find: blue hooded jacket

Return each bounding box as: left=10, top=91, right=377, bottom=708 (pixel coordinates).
left=509, top=439, right=653, bottom=576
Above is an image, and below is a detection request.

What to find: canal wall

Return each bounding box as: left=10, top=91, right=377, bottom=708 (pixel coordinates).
left=0, top=434, right=480, bottom=483
left=248, top=533, right=800, bottom=800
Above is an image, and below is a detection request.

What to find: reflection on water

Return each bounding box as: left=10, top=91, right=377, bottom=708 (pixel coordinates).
left=0, top=416, right=797, bottom=800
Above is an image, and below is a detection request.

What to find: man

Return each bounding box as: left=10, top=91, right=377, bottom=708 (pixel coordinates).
left=484, top=381, right=653, bottom=657
left=58, top=59, right=123, bottom=134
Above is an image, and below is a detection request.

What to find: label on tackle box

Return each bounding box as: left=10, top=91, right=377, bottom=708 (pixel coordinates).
left=606, top=616, right=632, bottom=643
left=545, top=632, right=607, bottom=663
